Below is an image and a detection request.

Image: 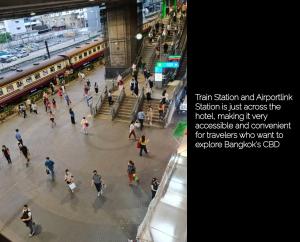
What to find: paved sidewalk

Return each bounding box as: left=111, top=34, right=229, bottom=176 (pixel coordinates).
left=0, top=64, right=178, bottom=242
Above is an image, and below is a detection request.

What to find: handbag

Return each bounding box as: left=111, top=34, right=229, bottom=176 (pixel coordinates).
left=68, top=182, right=76, bottom=190
left=134, top=120, right=140, bottom=128
left=46, top=169, right=50, bottom=175
left=136, top=141, right=141, bottom=148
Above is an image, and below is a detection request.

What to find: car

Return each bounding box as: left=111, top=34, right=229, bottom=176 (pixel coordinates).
left=16, top=52, right=29, bottom=58
left=0, top=55, right=13, bottom=63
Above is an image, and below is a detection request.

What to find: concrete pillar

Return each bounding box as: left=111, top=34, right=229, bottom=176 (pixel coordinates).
left=105, top=0, right=140, bottom=78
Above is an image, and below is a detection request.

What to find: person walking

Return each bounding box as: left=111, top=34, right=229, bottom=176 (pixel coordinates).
left=130, top=78, right=135, bottom=95
left=127, top=160, right=136, bottom=185
left=86, top=79, right=91, bottom=89
left=139, top=135, right=149, bottom=156
left=20, top=205, right=35, bottom=237
left=18, top=143, right=30, bottom=166
left=64, top=93, right=71, bottom=106
left=158, top=102, right=165, bottom=120
left=137, top=110, right=145, bottom=130
left=31, top=102, right=38, bottom=114
left=91, top=170, right=103, bottom=197
left=128, top=121, right=137, bottom=140
left=15, top=129, right=23, bottom=145
left=148, top=74, right=154, bottom=91
left=163, top=42, right=169, bottom=54
left=147, top=105, right=153, bottom=125
left=151, top=178, right=160, bottom=199
left=134, top=79, right=139, bottom=97
left=52, top=98, right=57, bottom=110
left=145, top=84, right=152, bottom=102
left=20, top=103, right=27, bottom=118
left=45, top=157, right=55, bottom=180
left=50, top=82, right=55, bottom=95
left=64, top=169, right=75, bottom=193
left=26, top=98, right=32, bottom=113
left=57, top=87, right=63, bottom=101
left=2, top=145, right=12, bottom=164
left=49, top=111, right=56, bottom=128
left=94, top=82, right=99, bottom=94
left=61, top=84, right=65, bottom=94
left=80, top=117, right=89, bottom=134
left=108, top=91, right=113, bottom=105
left=69, top=108, right=76, bottom=124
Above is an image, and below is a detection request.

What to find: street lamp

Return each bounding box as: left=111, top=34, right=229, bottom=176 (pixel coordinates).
left=136, top=33, right=143, bottom=40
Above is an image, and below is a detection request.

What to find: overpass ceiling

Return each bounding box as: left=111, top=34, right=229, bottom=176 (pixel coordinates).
left=0, top=0, right=120, bottom=21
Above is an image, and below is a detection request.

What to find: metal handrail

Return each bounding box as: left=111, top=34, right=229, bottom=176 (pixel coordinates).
left=92, top=86, right=107, bottom=117
left=131, top=86, right=144, bottom=121
left=111, top=87, right=125, bottom=120
left=136, top=153, right=181, bottom=241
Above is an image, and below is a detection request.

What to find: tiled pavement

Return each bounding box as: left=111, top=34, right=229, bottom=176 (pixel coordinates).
left=0, top=65, right=178, bottom=242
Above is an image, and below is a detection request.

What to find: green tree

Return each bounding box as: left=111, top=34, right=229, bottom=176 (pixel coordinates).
left=0, top=32, right=12, bottom=44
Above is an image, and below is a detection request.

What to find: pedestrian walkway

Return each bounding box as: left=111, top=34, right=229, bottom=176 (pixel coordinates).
left=0, top=64, right=177, bottom=242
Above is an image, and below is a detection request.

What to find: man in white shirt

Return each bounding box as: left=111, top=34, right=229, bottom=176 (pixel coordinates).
left=128, top=121, right=137, bottom=140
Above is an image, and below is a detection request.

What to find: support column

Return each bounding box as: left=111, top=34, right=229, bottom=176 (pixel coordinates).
left=105, top=0, right=139, bottom=78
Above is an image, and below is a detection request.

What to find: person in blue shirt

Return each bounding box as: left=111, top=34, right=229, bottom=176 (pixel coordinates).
left=137, top=110, right=145, bottom=130
left=45, top=157, right=55, bottom=180
left=15, top=129, right=23, bottom=145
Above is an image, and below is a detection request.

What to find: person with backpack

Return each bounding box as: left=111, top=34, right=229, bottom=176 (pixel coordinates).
left=45, top=157, right=55, bottom=180
left=127, top=160, right=136, bottom=185
left=2, top=145, right=12, bottom=164
left=20, top=204, right=35, bottom=237
left=137, top=110, right=145, bottom=130
left=91, top=170, right=103, bottom=197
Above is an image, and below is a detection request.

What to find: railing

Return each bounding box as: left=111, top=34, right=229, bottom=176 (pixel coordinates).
left=111, top=87, right=125, bottom=120
left=136, top=153, right=181, bottom=241
left=131, top=86, right=145, bottom=121
left=163, top=81, right=185, bottom=128
left=91, top=86, right=107, bottom=117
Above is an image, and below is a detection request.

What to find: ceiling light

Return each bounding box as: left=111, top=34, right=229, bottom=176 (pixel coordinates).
left=136, top=33, right=142, bottom=40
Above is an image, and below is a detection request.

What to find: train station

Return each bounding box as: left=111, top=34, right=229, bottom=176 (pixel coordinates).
left=0, top=1, right=187, bottom=241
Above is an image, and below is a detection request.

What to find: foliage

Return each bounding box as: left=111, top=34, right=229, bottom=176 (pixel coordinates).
left=0, top=32, right=12, bottom=44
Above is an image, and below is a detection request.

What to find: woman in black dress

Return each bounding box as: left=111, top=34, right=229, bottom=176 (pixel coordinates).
left=69, top=108, right=75, bottom=124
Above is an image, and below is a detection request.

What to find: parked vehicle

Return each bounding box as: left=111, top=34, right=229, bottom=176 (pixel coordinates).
left=16, top=52, right=29, bottom=58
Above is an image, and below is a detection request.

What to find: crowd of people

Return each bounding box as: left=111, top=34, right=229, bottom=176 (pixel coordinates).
left=0, top=10, right=187, bottom=238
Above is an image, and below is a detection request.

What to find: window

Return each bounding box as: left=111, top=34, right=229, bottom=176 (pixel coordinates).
left=50, top=66, right=55, bottom=72
left=15, top=20, right=19, bottom=23
left=57, top=64, right=62, bottom=69
left=88, top=50, right=92, bottom=55
left=93, top=48, right=96, bottom=52
left=34, top=73, right=41, bottom=80
left=0, top=89, right=3, bottom=96
left=43, top=69, right=49, bottom=75
left=6, top=85, right=14, bottom=93
left=16, top=80, right=23, bottom=88
left=84, top=52, right=87, bottom=57
left=79, top=54, right=82, bottom=59
left=101, top=44, right=105, bottom=49
left=73, top=56, right=78, bottom=62
left=17, top=27, right=21, bottom=30
left=97, top=46, right=100, bottom=50
left=26, top=77, right=32, bottom=84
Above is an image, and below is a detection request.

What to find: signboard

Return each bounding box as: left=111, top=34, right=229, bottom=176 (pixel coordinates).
left=156, top=61, right=179, bottom=68
left=155, top=73, right=163, bottom=82
left=168, top=55, right=181, bottom=61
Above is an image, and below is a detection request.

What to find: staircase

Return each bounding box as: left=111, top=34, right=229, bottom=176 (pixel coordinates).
left=97, top=95, right=117, bottom=119
left=141, top=99, right=169, bottom=128
left=114, top=96, right=136, bottom=122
